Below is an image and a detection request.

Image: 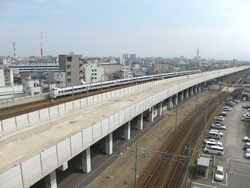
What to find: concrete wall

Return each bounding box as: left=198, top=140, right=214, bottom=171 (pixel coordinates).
left=0, top=93, right=50, bottom=108
left=0, top=67, right=248, bottom=188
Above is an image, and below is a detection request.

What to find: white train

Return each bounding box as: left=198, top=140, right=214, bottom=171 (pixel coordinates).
left=50, top=70, right=200, bottom=99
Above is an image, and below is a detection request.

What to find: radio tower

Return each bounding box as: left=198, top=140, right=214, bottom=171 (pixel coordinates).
left=41, top=31, right=43, bottom=61
left=13, top=42, right=17, bottom=60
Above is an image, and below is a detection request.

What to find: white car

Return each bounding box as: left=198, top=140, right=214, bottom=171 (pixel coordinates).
left=211, top=124, right=226, bottom=130
left=246, top=148, right=250, bottom=153
left=245, top=152, right=250, bottom=159
left=244, top=136, right=250, bottom=142
left=214, top=116, right=224, bottom=121
left=215, top=165, right=224, bottom=181
left=204, top=139, right=223, bottom=146
left=204, top=145, right=224, bottom=155
left=210, top=129, right=224, bottom=137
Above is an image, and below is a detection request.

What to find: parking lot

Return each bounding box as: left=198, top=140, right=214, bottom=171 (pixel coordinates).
left=190, top=100, right=250, bottom=188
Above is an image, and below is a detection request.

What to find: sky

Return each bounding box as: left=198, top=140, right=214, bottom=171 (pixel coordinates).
left=0, top=0, right=250, bottom=60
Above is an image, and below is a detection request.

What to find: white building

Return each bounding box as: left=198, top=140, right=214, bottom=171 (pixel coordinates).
left=80, top=63, right=104, bottom=84
left=22, top=76, right=42, bottom=96
left=122, top=66, right=133, bottom=78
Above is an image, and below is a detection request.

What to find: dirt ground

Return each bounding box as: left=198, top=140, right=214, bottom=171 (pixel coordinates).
left=87, top=90, right=218, bottom=188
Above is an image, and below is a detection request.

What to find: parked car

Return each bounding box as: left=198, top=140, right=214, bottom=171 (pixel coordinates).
left=214, top=121, right=224, bottom=126
left=210, top=129, right=223, bottom=137
left=241, top=116, right=250, bottom=121
left=204, top=139, right=223, bottom=146
left=211, top=124, right=226, bottom=130
left=214, top=116, right=224, bottom=121
left=223, top=106, right=232, bottom=111
left=204, top=145, right=224, bottom=155
left=234, top=99, right=240, bottom=103
left=225, top=102, right=234, bottom=107
left=243, top=104, right=250, bottom=109
left=244, top=136, right=250, bottom=142
left=243, top=143, right=250, bottom=150
left=246, top=148, right=250, bottom=153
left=245, top=153, right=250, bottom=159
left=218, top=112, right=227, bottom=117
left=215, top=165, right=224, bottom=181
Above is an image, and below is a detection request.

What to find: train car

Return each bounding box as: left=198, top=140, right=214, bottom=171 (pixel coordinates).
left=50, top=70, right=201, bottom=99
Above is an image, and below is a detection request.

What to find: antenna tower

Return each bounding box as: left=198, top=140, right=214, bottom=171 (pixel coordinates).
left=13, top=42, right=17, bottom=60
left=41, top=31, right=43, bottom=61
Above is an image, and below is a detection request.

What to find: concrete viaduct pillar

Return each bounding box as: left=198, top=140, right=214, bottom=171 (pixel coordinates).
left=45, top=170, right=57, bottom=188
left=157, top=102, right=163, bottom=116
left=149, top=107, right=154, bottom=122
left=185, top=89, right=189, bottom=99
left=167, top=97, right=172, bottom=109
left=105, top=133, right=113, bottom=155
left=179, top=91, right=184, bottom=102
left=194, top=85, right=197, bottom=93
left=173, top=94, right=178, bottom=105
left=82, top=147, right=91, bottom=173
left=189, top=87, right=193, bottom=96
left=124, top=121, right=131, bottom=140
left=137, top=113, right=143, bottom=130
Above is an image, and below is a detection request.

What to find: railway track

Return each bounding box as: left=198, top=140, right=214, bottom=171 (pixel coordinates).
left=132, top=92, right=227, bottom=188
left=0, top=80, right=153, bottom=121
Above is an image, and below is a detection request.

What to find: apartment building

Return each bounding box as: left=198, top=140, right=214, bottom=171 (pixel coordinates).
left=59, top=52, right=82, bottom=86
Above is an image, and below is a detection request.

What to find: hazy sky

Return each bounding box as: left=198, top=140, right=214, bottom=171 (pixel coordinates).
left=0, top=0, right=250, bottom=60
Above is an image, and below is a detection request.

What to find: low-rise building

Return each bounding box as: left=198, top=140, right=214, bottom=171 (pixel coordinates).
left=22, top=76, right=42, bottom=96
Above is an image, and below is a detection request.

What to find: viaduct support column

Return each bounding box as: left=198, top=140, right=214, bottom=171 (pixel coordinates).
left=185, top=89, right=189, bottom=99
left=105, top=133, right=113, bottom=155
left=173, top=94, right=178, bottom=105
left=124, top=121, right=131, bottom=140
left=179, top=91, right=183, bottom=102
left=157, top=102, right=163, bottom=116
left=198, top=84, right=201, bottom=92
left=82, top=147, right=91, bottom=173
left=167, top=97, right=172, bottom=109
left=149, top=107, right=154, bottom=122
left=45, top=170, right=57, bottom=188
left=190, top=87, right=193, bottom=96
left=137, top=113, right=143, bottom=130
left=194, top=85, right=197, bottom=93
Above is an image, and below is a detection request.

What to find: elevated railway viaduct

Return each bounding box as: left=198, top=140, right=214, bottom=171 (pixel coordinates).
left=0, top=66, right=249, bottom=188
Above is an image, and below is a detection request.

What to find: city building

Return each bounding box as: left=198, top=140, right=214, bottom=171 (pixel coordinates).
left=123, top=54, right=128, bottom=59
left=130, top=54, right=136, bottom=60
left=22, top=76, right=42, bottom=96
left=9, top=62, right=59, bottom=73
left=59, top=52, right=82, bottom=86
left=79, top=63, right=104, bottom=84
left=122, top=66, right=133, bottom=78
left=47, top=72, right=66, bottom=87
left=152, top=62, right=169, bottom=74
left=0, top=68, right=14, bottom=86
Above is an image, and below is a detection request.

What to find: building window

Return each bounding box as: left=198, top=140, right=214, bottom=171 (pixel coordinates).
left=92, top=69, right=94, bottom=72
left=34, top=83, right=36, bottom=87
left=67, top=65, right=71, bottom=69
left=67, top=57, right=72, bottom=62
left=67, top=72, right=71, bottom=76
left=67, top=79, right=71, bottom=82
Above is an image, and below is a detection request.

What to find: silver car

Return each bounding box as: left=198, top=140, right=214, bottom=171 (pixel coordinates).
left=211, top=124, right=226, bottom=130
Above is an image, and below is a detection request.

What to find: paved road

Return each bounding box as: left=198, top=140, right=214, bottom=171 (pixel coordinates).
left=190, top=100, right=250, bottom=188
